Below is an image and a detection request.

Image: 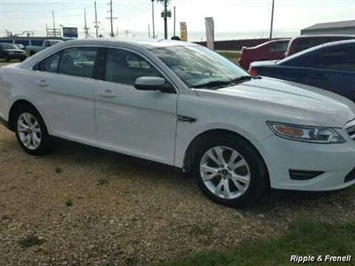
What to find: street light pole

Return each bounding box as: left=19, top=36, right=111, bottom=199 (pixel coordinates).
left=163, top=0, right=168, bottom=39
left=269, top=0, right=275, bottom=39
left=151, top=0, right=155, bottom=38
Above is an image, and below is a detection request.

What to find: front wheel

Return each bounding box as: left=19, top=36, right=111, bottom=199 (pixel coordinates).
left=192, top=135, right=269, bottom=207
left=14, top=106, right=51, bottom=155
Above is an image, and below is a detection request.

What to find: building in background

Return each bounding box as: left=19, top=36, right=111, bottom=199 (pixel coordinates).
left=301, top=20, right=355, bottom=35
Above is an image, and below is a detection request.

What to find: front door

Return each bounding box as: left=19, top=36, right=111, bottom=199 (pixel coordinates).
left=94, top=48, right=178, bottom=165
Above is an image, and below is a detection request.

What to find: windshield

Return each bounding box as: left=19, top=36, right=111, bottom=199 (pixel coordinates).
left=150, top=45, right=250, bottom=88
left=1, top=43, right=18, bottom=49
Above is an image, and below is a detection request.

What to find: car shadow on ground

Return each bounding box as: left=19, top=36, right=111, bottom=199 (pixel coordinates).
left=46, top=138, right=354, bottom=212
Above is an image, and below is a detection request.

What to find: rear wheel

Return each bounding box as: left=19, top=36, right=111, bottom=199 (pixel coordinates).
left=192, top=134, right=268, bottom=207
left=14, top=106, right=51, bottom=155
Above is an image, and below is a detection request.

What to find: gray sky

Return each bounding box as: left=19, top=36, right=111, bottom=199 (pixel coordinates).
left=0, top=0, right=354, bottom=41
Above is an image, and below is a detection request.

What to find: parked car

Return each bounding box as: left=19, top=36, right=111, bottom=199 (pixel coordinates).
left=0, top=43, right=27, bottom=62
left=285, top=35, right=355, bottom=57
left=0, top=39, right=354, bottom=207
left=249, top=40, right=355, bottom=102
left=239, top=39, right=290, bottom=69
left=26, top=39, right=63, bottom=56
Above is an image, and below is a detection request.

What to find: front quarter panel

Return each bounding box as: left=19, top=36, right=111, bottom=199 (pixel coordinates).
left=174, top=90, right=274, bottom=168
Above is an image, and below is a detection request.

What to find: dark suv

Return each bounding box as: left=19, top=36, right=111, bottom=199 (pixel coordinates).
left=0, top=43, right=27, bottom=62
left=285, top=35, right=355, bottom=57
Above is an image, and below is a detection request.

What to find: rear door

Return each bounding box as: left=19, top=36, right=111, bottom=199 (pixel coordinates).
left=32, top=46, right=99, bottom=145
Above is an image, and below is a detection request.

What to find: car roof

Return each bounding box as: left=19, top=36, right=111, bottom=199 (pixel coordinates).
left=18, top=38, right=198, bottom=69
left=61, top=38, right=195, bottom=49
left=280, top=39, right=355, bottom=63
left=290, top=34, right=355, bottom=40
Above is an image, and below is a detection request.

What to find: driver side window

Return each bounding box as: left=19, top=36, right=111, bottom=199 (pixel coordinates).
left=105, top=48, right=163, bottom=86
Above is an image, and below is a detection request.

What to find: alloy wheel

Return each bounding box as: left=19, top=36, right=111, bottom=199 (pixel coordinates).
left=200, top=146, right=251, bottom=200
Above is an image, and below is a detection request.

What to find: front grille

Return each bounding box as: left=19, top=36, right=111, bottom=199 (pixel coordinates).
left=345, top=119, right=355, bottom=141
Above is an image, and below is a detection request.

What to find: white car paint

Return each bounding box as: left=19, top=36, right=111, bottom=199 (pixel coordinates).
left=0, top=38, right=354, bottom=192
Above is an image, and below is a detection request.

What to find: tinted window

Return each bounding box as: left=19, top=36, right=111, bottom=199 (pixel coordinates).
left=105, top=49, right=162, bottom=85
left=30, top=40, right=44, bottom=46
left=37, top=53, right=60, bottom=72
left=58, top=47, right=98, bottom=78
left=15, top=40, right=30, bottom=46
left=1, top=43, right=18, bottom=49
left=270, top=41, right=289, bottom=52
left=0, top=40, right=14, bottom=43
left=294, top=39, right=324, bottom=53
left=321, top=46, right=355, bottom=72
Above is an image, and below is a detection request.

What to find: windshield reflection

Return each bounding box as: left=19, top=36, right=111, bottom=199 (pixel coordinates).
left=150, top=45, right=250, bottom=88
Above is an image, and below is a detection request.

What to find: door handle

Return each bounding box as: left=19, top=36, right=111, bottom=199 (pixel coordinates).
left=99, top=89, right=116, bottom=98
left=35, top=79, right=48, bottom=87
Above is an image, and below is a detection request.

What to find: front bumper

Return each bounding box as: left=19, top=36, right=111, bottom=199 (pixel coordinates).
left=261, top=134, right=355, bottom=191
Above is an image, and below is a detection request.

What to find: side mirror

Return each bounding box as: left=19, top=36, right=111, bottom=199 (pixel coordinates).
left=134, top=76, right=175, bottom=93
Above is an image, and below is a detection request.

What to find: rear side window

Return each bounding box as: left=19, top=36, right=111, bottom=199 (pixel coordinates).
left=321, top=46, right=355, bottom=72
left=270, top=41, right=289, bottom=52
left=294, top=39, right=324, bottom=53
left=30, top=40, right=44, bottom=46
left=58, top=47, right=98, bottom=78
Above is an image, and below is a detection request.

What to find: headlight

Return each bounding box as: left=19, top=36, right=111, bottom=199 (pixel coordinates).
left=267, top=122, right=345, bottom=143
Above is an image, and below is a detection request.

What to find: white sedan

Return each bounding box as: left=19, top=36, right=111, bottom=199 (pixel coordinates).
left=0, top=39, right=354, bottom=207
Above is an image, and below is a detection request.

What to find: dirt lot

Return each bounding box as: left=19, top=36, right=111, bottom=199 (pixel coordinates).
left=1, top=61, right=355, bottom=265
left=1, top=123, right=355, bottom=265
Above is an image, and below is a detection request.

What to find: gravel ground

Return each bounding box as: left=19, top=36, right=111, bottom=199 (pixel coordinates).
left=1, top=61, right=355, bottom=265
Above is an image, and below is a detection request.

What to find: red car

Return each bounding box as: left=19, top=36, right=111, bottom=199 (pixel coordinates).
left=239, top=39, right=290, bottom=70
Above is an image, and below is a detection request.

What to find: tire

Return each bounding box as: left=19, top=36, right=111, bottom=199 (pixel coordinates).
left=14, top=105, right=51, bottom=156
left=29, top=51, right=35, bottom=56
left=192, top=134, right=268, bottom=208
left=4, top=55, right=10, bottom=62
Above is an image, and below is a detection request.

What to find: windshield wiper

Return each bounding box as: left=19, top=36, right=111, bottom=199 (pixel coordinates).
left=194, top=80, right=233, bottom=89
left=193, top=75, right=260, bottom=89
left=231, top=75, right=261, bottom=82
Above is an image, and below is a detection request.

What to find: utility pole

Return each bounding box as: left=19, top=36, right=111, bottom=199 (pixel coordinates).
left=107, top=0, right=117, bottom=37
left=158, top=0, right=171, bottom=39
left=163, top=0, right=168, bottom=39
left=151, top=0, right=155, bottom=38
left=93, top=1, right=100, bottom=38
left=83, top=9, right=90, bottom=38
left=269, top=0, right=275, bottom=39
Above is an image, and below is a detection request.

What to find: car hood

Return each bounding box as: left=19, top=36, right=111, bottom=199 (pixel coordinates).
left=250, top=60, right=278, bottom=67
left=194, top=77, right=355, bottom=128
